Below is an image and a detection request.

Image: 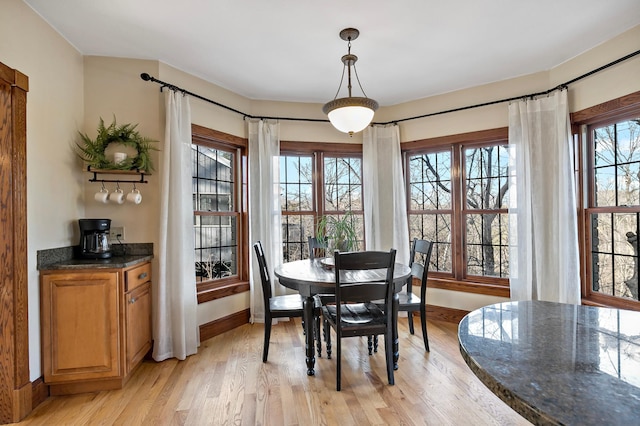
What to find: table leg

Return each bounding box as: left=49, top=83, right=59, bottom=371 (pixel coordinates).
left=393, top=293, right=399, bottom=370
left=303, top=296, right=316, bottom=376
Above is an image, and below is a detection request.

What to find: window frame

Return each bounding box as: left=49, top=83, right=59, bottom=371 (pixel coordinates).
left=572, top=91, right=640, bottom=311
left=402, top=128, right=511, bottom=297
left=192, top=124, right=249, bottom=303
left=280, top=141, right=363, bottom=261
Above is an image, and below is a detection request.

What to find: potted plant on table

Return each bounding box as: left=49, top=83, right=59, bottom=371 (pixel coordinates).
left=315, top=211, right=359, bottom=253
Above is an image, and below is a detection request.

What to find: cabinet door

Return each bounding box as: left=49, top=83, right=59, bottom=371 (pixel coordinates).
left=41, top=272, right=120, bottom=383
left=126, top=281, right=152, bottom=373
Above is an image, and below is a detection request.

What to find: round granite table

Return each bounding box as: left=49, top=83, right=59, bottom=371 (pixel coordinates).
left=458, top=300, right=640, bottom=425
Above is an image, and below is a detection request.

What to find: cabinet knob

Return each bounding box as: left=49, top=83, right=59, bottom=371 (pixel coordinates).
left=138, top=272, right=148, bottom=280
left=129, top=297, right=137, bottom=304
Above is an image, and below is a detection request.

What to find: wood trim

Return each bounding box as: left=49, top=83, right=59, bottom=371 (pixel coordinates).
left=197, top=281, right=250, bottom=304
left=0, top=60, right=30, bottom=423
left=191, top=123, right=247, bottom=148
left=280, top=140, right=363, bottom=154
left=31, top=378, right=48, bottom=411
left=425, top=304, right=470, bottom=324
left=199, top=309, right=251, bottom=342
left=428, top=277, right=511, bottom=298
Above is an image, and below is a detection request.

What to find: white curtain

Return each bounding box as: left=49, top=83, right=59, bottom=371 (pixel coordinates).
left=508, top=89, right=581, bottom=304
left=248, top=119, right=282, bottom=323
left=363, top=124, right=410, bottom=264
left=153, top=91, right=199, bottom=361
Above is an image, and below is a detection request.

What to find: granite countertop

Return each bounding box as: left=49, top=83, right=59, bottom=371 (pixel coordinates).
left=37, top=243, right=153, bottom=271
left=458, top=300, right=640, bottom=425
left=39, top=254, right=153, bottom=271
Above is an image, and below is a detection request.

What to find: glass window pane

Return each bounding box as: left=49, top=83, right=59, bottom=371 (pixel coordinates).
left=594, top=166, right=616, bottom=206
left=324, top=156, right=362, bottom=213
left=281, top=214, right=316, bottom=262
left=280, top=155, right=314, bottom=213
left=192, top=143, right=238, bottom=282
left=465, top=145, right=509, bottom=210
left=409, top=213, right=452, bottom=273
left=466, top=213, right=509, bottom=278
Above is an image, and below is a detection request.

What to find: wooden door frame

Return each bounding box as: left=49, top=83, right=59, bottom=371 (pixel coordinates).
left=0, top=60, right=31, bottom=423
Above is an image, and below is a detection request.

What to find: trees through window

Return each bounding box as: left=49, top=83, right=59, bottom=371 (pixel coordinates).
left=587, top=117, right=640, bottom=302
left=406, top=132, right=509, bottom=286
left=280, top=147, right=363, bottom=262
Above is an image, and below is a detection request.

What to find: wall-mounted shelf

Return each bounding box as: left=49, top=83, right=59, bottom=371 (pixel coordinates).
left=87, top=166, right=150, bottom=184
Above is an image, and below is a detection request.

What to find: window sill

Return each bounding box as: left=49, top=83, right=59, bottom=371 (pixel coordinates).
left=582, top=294, right=640, bottom=312
left=197, top=280, right=250, bottom=304
left=428, top=277, right=511, bottom=298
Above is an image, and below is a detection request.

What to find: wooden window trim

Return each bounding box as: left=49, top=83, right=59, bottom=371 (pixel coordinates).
left=403, top=128, right=511, bottom=296
left=573, top=94, right=640, bottom=310
left=192, top=124, right=249, bottom=303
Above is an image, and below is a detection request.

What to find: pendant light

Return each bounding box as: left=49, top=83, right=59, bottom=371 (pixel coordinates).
left=322, top=28, right=378, bottom=136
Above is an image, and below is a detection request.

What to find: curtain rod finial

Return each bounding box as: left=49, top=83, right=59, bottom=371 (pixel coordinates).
left=140, top=73, right=151, bottom=81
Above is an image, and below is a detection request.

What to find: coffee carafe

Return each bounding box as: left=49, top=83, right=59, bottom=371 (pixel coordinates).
left=78, top=219, right=112, bottom=259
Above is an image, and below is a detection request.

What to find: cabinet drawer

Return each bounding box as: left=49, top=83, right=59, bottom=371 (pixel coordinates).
left=125, top=263, right=151, bottom=292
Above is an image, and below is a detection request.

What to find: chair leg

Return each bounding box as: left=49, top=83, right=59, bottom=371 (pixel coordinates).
left=384, top=331, right=395, bottom=385
left=324, top=320, right=332, bottom=359
left=407, top=310, right=415, bottom=335
left=263, top=317, right=272, bottom=363
left=336, top=338, right=342, bottom=391
left=367, top=336, right=373, bottom=355
left=420, top=305, right=430, bottom=352
left=315, top=313, right=322, bottom=358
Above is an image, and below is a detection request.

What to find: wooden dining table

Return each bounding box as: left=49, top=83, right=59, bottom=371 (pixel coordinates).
left=274, top=257, right=411, bottom=376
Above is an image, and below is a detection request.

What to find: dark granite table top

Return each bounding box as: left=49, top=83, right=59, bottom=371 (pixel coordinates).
left=37, top=243, right=153, bottom=271
left=38, top=254, right=153, bottom=271
left=458, top=300, right=640, bottom=426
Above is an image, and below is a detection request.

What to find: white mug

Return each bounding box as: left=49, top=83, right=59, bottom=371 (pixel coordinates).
left=94, top=187, right=109, bottom=203
left=127, top=188, right=142, bottom=204
left=109, top=188, right=125, bottom=204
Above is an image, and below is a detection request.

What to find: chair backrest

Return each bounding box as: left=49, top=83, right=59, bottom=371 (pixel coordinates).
left=308, top=236, right=328, bottom=260
left=333, top=249, right=397, bottom=320
left=253, top=241, right=272, bottom=304
left=407, top=238, right=434, bottom=299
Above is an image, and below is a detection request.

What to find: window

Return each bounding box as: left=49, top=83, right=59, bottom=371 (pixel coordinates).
left=191, top=125, right=248, bottom=300
left=586, top=116, right=640, bottom=303
left=405, top=129, right=510, bottom=293
left=280, top=143, right=363, bottom=261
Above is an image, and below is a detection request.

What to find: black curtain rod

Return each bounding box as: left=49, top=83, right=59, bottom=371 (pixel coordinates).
left=140, top=48, right=640, bottom=126
left=139, top=73, right=328, bottom=123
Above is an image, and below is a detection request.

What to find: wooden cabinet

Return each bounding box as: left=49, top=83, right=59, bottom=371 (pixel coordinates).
left=40, top=261, right=152, bottom=395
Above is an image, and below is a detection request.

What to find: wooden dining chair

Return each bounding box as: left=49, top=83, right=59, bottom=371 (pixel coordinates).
left=253, top=241, right=304, bottom=363
left=308, top=236, right=328, bottom=260
left=371, top=238, right=434, bottom=352
left=320, top=249, right=397, bottom=391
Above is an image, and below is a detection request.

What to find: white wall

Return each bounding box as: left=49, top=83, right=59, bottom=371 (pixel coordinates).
left=2, top=0, right=639, bottom=379
left=1, top=0, right=85, bottom=380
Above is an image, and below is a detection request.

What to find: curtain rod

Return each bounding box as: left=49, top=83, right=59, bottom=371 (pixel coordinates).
left=140, top=48, right=640, bottom=126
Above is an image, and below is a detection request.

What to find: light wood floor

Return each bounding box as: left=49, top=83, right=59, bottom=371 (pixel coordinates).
left=19, top=318, right=530, bottom=425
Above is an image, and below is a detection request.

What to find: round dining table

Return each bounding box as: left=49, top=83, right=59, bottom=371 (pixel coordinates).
left=274, top=257, right=411, bottom=376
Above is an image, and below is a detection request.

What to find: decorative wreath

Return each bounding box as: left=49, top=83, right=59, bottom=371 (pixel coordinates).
left=75, top=117, right=158, bottom=171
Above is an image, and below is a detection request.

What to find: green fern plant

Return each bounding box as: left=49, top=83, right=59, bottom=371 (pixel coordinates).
left=315, top=211, right=359, bottom=252
left=76, top=117, right=159, bottom=171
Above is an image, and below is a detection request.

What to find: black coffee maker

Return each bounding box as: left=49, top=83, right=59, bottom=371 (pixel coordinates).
left=78, top=219, right=112, bottom=259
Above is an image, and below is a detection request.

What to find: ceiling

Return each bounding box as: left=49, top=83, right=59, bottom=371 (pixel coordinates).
left=24, top=0, right=640, bottom=107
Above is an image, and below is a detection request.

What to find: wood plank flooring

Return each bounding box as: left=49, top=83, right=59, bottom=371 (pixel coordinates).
left=18, top=318, right=531, bottom=425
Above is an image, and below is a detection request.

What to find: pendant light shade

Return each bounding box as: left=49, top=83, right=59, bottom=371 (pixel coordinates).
left=323, top=28, right=378, bottom=136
